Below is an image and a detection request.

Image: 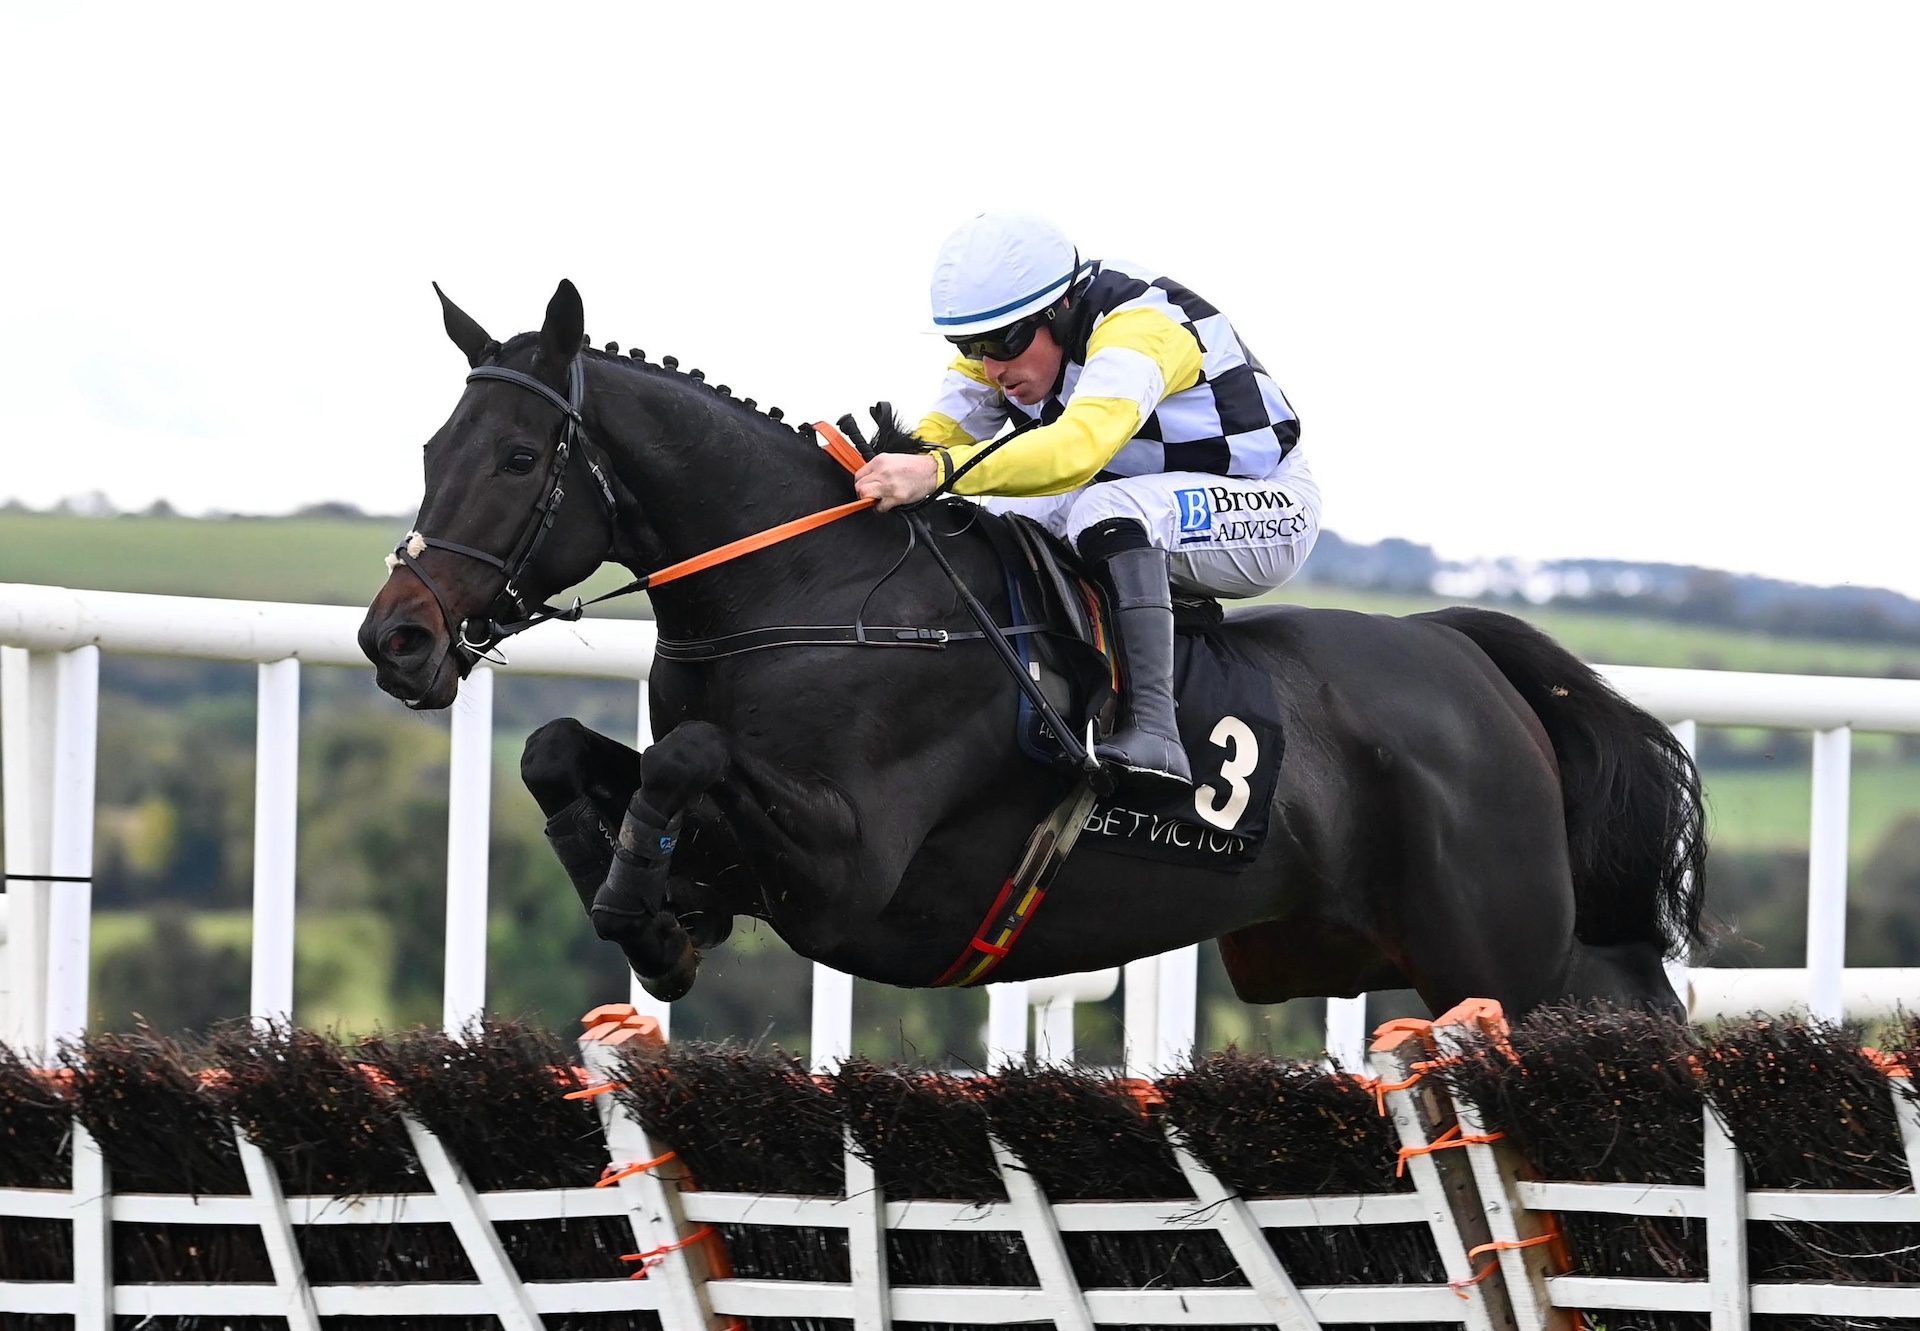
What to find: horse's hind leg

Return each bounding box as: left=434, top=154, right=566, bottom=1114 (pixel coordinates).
left=1382, top=755, right=1589, bottom=1019
left=1565, top=940, right=1685, bottom=1015
left=1390, top=754, right=1684, bottom=1018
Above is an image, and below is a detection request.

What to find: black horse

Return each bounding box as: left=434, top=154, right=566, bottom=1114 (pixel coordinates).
left=360, top=279, right=1706, bottom=1019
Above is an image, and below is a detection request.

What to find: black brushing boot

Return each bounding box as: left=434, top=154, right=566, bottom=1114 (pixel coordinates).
left=592, top=797, right=680, bottom=941
left=590, top=796, right=698, bottom=1000
left=543, top=795, right=616, bottom=914
left=1079, top=520, right=1193, bottom=787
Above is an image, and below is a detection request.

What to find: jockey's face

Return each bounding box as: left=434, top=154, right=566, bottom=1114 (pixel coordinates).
left=982, top=318, right=1065, bottom=407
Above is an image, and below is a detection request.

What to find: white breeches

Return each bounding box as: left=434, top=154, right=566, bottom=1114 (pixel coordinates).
left=980, top=450, right=1322, bottom=598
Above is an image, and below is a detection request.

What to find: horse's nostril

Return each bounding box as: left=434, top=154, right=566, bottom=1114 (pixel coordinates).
left=385, top=625, right=429, bottom=660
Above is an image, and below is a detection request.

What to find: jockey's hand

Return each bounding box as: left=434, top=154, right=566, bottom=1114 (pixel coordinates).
left=854, top=452, right=940, bottom=512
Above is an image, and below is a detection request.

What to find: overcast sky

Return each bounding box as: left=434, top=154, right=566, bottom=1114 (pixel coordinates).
left=3, top=4, right=1915, bottom=595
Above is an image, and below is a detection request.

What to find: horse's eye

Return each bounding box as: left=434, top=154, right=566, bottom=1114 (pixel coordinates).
left=503, top=448, right=539, bottom=475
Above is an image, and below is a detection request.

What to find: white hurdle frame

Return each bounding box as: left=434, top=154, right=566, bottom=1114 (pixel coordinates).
left=6, top=583, right=1920, bottom=1062
left=1426, top=1007, right=1920, bottom=1329
left=1463, top=1075, right=1920, bottom=1327
left=0, top=1098, right=677, bottom=1327
left=569, top=1021, right=1513, bottom=1331
left=0, top=1015, right=1520, bottom=1330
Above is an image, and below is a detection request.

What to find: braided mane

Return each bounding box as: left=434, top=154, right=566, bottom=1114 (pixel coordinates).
left=490, top=331, right=807, bottom=437
left=488, top=330, right=928, bottom=457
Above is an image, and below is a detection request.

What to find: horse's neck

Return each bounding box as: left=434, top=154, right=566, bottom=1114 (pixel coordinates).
left=587, top=366, right=888, bottom=634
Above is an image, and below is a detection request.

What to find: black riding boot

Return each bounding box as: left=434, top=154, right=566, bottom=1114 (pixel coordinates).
left=1081, top=528, right=1192, bottom=787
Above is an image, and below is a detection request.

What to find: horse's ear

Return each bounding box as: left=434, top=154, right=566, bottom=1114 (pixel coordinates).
left=539, top=279, right=585, bottom=371
left=434, top=282, right=493, bottom=367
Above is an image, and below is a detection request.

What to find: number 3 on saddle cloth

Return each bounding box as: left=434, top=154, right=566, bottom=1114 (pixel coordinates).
left=983, top=516, right=1285, bottom=871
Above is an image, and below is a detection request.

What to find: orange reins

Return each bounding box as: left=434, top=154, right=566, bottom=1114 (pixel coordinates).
left=634, top=422, right=874, bottom=591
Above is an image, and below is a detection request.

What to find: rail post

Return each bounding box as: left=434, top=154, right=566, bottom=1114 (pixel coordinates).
left=2, top=645, right=100, bottom=1054
left=44, top=646, right=99, bottom=1050
left=251, top=658, right=300, bottom=1022
left=2, top=645, right=58, bottom=1052
left=443, top=664, right=494, bottom=1033
left=1806, top=725, right=1852, bottom=1024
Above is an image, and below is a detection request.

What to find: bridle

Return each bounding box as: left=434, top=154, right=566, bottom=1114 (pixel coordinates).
left=389, top=357, right=618, bottom=676
left=388, top=360, right=882, bottom=690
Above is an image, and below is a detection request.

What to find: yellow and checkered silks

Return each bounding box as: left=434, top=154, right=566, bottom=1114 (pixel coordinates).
left=916, top=259, right=1299, bottom=497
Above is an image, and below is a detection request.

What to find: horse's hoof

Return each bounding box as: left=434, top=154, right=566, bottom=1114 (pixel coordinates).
left=682, top=909, right=733, bottom=950
left=638, top=948, right=699, bottom=1002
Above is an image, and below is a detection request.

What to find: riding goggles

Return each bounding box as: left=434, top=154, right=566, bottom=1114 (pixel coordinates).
left=947, top=309, right=1051, bottom=363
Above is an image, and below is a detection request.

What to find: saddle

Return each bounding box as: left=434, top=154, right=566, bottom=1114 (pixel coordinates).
left=982, top=513, right=1281, bottom=872
left=980, top=514, right=1228, bottom=763
left=981, top=515, right=1117, bottom=763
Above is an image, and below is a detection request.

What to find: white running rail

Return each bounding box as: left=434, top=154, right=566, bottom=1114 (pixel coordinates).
left=4, top=582, right=1919, bottom=1065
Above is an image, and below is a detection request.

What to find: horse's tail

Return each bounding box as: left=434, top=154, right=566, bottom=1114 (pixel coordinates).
left=1418, top=606, right=1707, bottom=957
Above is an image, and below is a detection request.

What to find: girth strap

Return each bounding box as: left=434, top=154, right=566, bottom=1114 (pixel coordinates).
left=655, top=621, right=1052, bottom=662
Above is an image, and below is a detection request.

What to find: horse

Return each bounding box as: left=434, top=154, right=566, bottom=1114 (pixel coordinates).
left=359, top=278, right=1706, bottom=1023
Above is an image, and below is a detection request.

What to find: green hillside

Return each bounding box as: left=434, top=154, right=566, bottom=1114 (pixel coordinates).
left=0, top=512, right=652, bottom=615
left=1269, top=583, right=1920, bottom=678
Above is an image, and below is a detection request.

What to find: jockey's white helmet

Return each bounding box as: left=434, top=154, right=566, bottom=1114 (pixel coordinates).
left=929, top=212, right=1082, bottom=337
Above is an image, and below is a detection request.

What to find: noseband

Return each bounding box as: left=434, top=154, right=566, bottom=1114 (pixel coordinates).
left=390, top=358, right=618, bottom=673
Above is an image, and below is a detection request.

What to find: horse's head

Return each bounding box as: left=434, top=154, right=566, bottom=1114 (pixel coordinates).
left=360, top=280, right=620, bottom=709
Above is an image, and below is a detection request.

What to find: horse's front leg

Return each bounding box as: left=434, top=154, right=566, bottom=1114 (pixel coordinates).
left=521, top=717, right=735, bottom=977
left=520, top=717, right=642, bottom=914
left=593, top=719, right=864, bottom=999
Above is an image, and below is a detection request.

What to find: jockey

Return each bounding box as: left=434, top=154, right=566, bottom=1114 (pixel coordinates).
left=855, top=212, right=1321, bottom=787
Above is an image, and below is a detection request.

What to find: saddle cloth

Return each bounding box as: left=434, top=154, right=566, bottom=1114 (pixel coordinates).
left=1079, top=634, right=1284, bottom=871
left=983, top=515, right=1282, bottom=872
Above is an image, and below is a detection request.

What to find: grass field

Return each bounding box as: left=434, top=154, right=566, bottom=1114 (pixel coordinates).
left=1700, top=760, right=1920, bottom=856
left=0, top=513, right=655, bottom=616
